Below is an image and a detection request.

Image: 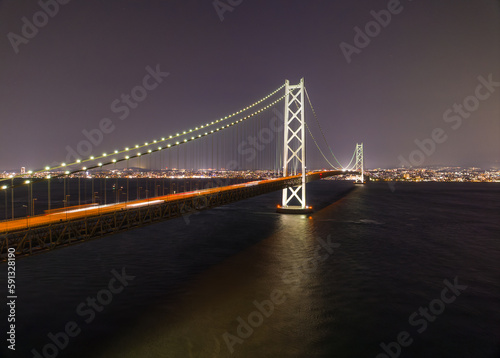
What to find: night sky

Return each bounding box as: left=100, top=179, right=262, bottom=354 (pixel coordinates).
left=0, top=0, right=499, bottom=171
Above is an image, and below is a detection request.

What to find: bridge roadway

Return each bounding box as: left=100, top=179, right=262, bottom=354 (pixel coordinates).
left=0, top=170, right=354, bottom=258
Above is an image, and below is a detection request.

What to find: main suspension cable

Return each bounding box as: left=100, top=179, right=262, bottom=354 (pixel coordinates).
left=3, top=83, right=286, bottom=183
left=304, top=122, right=340, bottom=170
left=304, top=87, right=347, bottom=169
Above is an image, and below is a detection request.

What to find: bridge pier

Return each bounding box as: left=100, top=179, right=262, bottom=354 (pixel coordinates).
left=276, top=205, right=313, bottom=214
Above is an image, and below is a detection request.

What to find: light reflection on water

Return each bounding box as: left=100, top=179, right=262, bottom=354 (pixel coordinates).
left=3, top=182, right=500, bottom=358
left=97, top=205, right=322, bottom=357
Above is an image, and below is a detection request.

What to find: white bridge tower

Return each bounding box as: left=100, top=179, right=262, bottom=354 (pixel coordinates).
left=277, top=78, right=312, bottom=214
left=354, top=143, right=364, bottom=184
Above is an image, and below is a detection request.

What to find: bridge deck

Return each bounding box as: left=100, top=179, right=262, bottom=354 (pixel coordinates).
left=0, top=170, right=351, bottom=259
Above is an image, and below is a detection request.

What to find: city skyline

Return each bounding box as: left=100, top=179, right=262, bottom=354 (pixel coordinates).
left=0, top=0, right=499, bottom=172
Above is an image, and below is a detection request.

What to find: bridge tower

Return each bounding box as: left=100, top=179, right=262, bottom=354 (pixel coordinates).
left=277, top=78, right=312, bottom=214
left=354, top=143, right=364, bottom=184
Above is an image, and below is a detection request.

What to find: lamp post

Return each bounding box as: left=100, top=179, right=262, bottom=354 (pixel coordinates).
left=1, top=185, right=7, bottom=220
left=95, top=194, right=100, bottom=215
left=64, top=195, right=70, bottom=220
left=22, top=204, right=28, bottom=228
left=32, top=198, right=37, bottom=216
left=47, top=175, right=51, bottom=212
left=30, top=177, right=33, bottom=214
left=10, top=176, right=14, bottom=220
left=25, top=180, right=31, bottom=220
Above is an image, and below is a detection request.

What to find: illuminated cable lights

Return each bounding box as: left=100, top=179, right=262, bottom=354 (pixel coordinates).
left=1, top=83, right=287, bottom=181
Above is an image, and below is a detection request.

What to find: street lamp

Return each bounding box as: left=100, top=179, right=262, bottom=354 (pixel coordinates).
left=47, top=175, right=51, bottom=212
left=22, top=204, right=28, bottom=228
left=63, top=195, right=70, bottom=220
left=1, top=185, right=7, bottom=220
left=78, top=176, right=81, bottom=206
left=91, top=177, right=95, bottom=203
left=126, top=177, right=129, bottom=202
left=32, top=198, right=37, bottom=216
left=25, top=180, right=31, bottom=218
left=10, top=176, right=14, bottom=220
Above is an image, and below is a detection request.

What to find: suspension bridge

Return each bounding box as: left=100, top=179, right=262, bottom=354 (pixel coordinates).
left=0, top=78, right=365, bottom=259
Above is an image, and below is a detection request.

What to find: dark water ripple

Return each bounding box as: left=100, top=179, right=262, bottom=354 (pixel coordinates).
left=1, top=181, right=499, bottom=358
